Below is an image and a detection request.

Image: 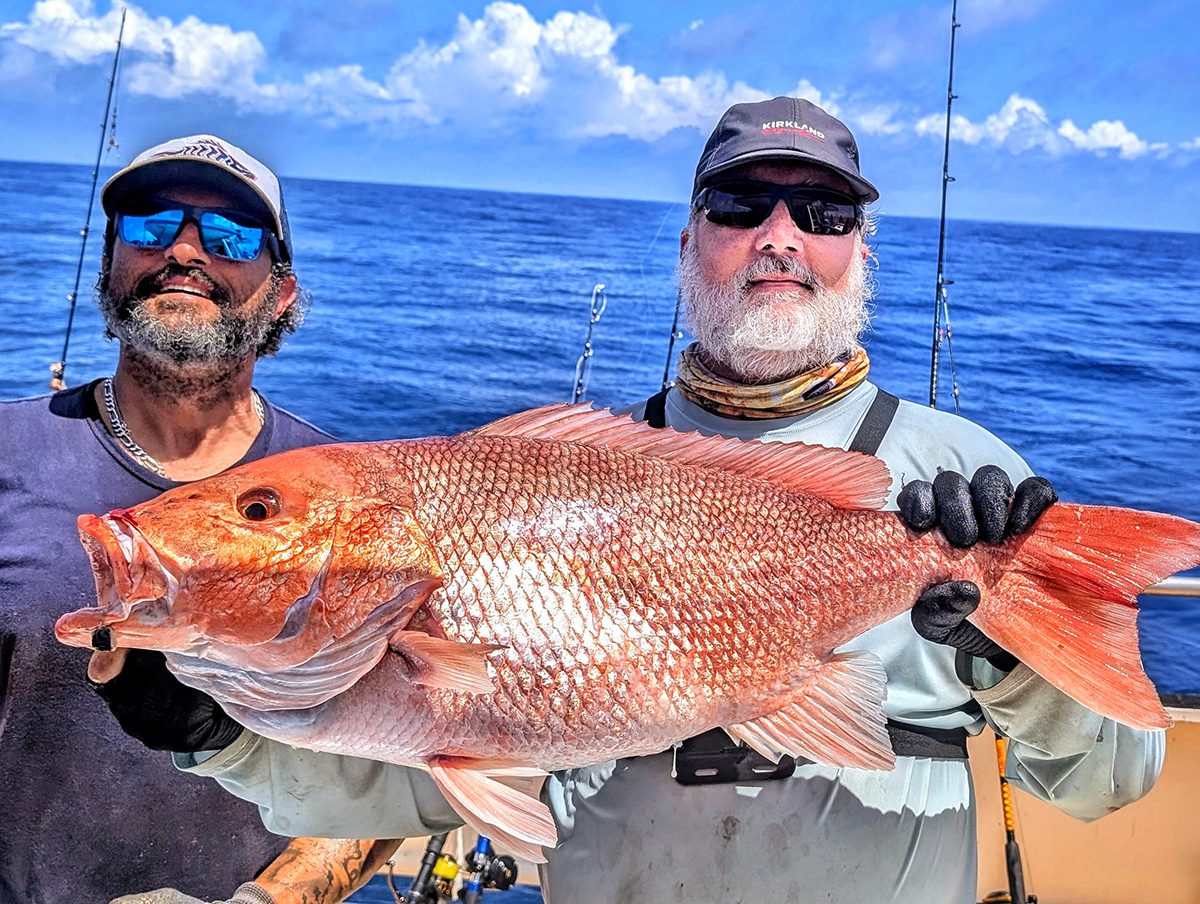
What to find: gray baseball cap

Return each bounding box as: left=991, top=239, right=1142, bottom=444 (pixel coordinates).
left=101, top=134, right=293, bottom=263
left=693, top=96, right=879, bottom=203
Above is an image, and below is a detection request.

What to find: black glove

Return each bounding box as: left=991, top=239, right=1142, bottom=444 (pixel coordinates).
left=897, top=466, right=1057, bottom=547
left=908, top=580, right=1019, bottom=672
left=897, top=467, right=1058, bottom=673
left=90, top=649, right=243, bottom=753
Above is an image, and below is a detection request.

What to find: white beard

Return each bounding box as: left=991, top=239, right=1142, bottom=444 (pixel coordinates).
left=677, top=235, right=874, bottom=383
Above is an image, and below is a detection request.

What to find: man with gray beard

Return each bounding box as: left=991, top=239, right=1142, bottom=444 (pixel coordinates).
left=535, top=96, right=1163, bottom=903
left=0, top=135, right=402, bottom=904
left=75, top=107, right=1163, bottom=904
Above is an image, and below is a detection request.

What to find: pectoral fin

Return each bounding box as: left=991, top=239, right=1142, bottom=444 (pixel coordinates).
left=389, top=630, right=504, bottom=694
left=727, top=650, right=894, bottom=771
left=427, top=756, right=557, bottom=863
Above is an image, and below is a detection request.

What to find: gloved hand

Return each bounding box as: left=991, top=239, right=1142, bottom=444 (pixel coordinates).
left=897, top=466, right=1058, bottom=673
left=89, top=648, right=243, bottom=753
left=897, top=466, right=1057, bottom=547
left=110, top=883, right=275, bottom=904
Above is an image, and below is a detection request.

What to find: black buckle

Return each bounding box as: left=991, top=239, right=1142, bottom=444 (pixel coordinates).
left=673, top=729, right=796, bottom=786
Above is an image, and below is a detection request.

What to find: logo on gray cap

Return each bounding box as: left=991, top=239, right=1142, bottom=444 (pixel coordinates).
left=762, top=121, right=826, bottom=141
left=150, top=137, right=257, bottom=181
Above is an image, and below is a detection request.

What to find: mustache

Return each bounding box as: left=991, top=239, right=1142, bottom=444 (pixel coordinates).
left=133, top=265, right=229, bottom=306
left=736, top=256, right=824, bottom=293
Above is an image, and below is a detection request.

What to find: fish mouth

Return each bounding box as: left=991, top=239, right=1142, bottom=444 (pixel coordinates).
left=54, top=511, right=180, bottom=650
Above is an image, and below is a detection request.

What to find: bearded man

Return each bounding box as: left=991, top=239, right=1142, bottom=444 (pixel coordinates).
left=536, top=97, right=1164, bottom=903
left=84, top=107, right=1164, bottom=904
left=0, top=135, right=400, bottom=904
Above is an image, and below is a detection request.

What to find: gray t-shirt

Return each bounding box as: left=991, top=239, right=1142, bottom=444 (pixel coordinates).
left=0, top=382, right=333, bottom=903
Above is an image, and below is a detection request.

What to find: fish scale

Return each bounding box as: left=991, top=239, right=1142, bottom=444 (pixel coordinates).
left=55, top=403, right=1200, bottom=862
left=367, top=437, right=941, bottom=759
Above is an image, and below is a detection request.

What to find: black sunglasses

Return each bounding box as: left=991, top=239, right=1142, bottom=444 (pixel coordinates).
left=697, top=180, right=862, bottom=235
left=115, top=202, right=278, bottom=262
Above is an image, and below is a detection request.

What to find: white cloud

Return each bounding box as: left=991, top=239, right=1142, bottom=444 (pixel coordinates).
left=915, top=93, right=1167, bottom=160
left=361, top=2, right=767, bottom=140
left=0, top=0, right=1183, bottom=163
left=5, top=0, right=126, bottom=64
left=0, top=0, right=773, bottom=140
left=916, top=94, right=1064, bottom=152
left=1058, top=118, right=1168, bottom=159
left=848, top=104, right=906, bottom=137
left=3, top=0, right=271, bottom=107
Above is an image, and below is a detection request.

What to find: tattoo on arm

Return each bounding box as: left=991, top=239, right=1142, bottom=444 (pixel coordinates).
left=254, top=836, right=407, bottom=904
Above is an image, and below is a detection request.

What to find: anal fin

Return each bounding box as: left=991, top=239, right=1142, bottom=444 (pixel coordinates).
left=427, top=756, right=557, bottom=863
left=728, top=651, right=894, bottom=771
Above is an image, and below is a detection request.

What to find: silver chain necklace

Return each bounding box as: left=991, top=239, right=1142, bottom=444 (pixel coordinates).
left=102, top=377, right=265, bottom=478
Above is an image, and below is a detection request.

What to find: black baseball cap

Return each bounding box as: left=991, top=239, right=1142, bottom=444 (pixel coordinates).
left=693, top=96, right=879, bottom=204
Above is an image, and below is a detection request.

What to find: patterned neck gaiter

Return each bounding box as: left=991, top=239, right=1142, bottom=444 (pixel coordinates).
left=674, top=343, right=870, bottom=419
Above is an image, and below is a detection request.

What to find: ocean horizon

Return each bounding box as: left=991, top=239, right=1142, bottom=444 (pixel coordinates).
left=6, top=155, right=1200, bottom=236
left=2, top=157, right=1197, bottom=701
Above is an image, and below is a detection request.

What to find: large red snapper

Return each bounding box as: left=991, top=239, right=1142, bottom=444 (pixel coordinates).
left=56, top=405, right=1200, bottom=861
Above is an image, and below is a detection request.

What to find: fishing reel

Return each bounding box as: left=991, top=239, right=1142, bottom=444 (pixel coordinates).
left=391, top=833, right=519, bottom=904
left=458, top=837, right=519, bottom=903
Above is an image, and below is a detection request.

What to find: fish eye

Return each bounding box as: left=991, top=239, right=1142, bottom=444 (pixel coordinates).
left=237, top=488, right=282, bottom=522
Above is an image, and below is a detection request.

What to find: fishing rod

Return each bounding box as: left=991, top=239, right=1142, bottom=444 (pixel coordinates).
left=50, top=6, right=127, bottom=391
left=979, top=736, right=1038, bottom=904
left=571, top=283, right=608, bottom=403
left=928, top=0, right=961, bottom=413
left=660, top=288, right=684, bottom=392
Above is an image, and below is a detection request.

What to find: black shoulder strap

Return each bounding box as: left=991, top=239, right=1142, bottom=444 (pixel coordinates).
left=642, top=387, right=899, bottom=450
left=642, top=388, right=671, bottom=429
left=847, top=389, right=898, bottom=456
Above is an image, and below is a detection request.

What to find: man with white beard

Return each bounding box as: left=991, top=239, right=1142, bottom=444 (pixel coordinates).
left=88, top=104, right=1163, bottom=904
left=536, top=96, right=1164, bottom=903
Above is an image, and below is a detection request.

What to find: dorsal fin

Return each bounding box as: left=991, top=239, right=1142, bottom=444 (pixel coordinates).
left=469, top=403, right=892, bottom=510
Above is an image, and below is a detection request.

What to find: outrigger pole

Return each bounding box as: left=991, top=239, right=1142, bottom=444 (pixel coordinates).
left=51, top=6, right=127, bottom=391
left=929, top=4, right=1034, bottom=901
left=929, top=0, right=960, bottom=412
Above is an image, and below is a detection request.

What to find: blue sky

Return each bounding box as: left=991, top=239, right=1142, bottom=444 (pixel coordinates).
left=1, top=0, right=1197, bottom=230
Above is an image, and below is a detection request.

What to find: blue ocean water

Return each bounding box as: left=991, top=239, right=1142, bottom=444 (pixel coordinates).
left=1, top=158, right=1197, bottom=700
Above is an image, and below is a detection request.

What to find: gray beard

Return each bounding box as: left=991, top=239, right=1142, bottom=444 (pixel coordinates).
left=98, top=270, right=280, bottom=369
left=677, top=238, right=874, bottom=383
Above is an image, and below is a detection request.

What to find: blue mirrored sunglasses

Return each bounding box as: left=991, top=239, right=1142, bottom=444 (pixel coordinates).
left=115, top=203, right=276, bottom=262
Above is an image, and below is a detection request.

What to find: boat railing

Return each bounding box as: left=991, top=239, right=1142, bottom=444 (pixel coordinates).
left=1143, top=576, right=1200, bottom=598
left=1142, top=578, right=1200, bottom=713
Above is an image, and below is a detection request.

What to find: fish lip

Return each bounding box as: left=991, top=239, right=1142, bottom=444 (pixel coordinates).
left=55, top=512, right=179, bottom=649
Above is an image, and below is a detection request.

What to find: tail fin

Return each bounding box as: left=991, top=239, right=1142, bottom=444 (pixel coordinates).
left=974, top=504, right=1200, bottom=730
